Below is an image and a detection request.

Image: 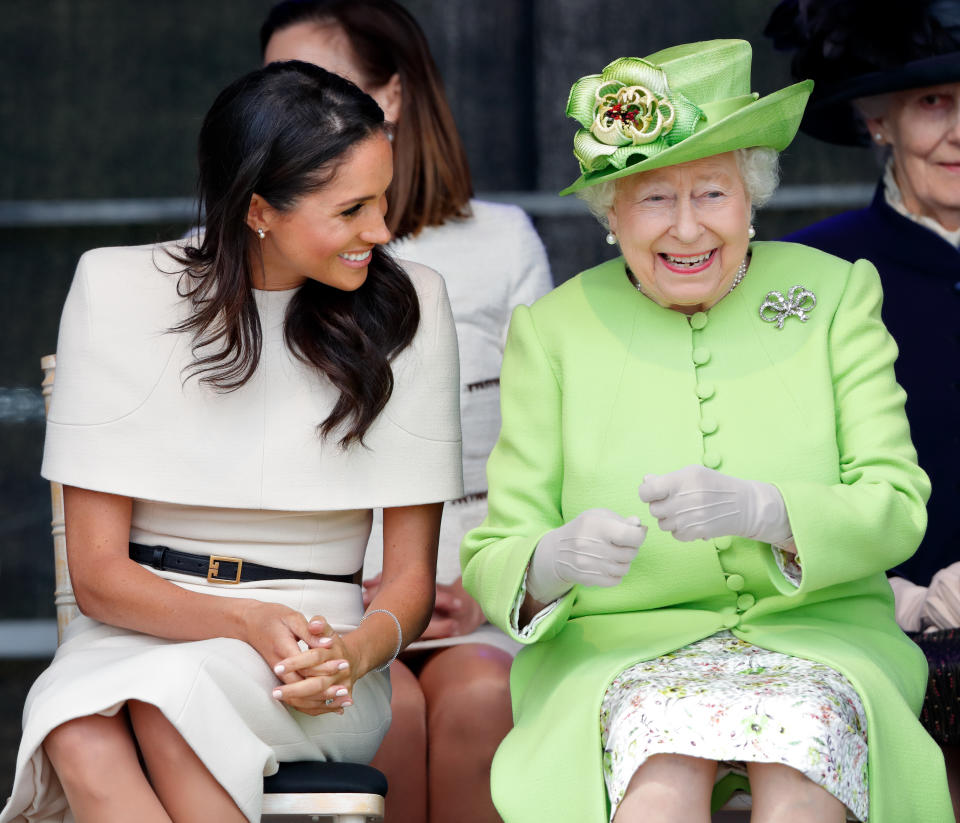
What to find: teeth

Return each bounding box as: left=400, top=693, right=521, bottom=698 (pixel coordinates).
left=662, top=251, right=712, bottom=266
left=340, top=250, right=372, bottom=262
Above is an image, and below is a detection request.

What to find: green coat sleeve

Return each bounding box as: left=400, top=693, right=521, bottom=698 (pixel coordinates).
left=461, top=305, right=576, bottom=642
left=768, top=258, right=931, bottom=594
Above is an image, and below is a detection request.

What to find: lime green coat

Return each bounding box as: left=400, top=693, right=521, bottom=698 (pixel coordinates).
left=461, top=241, right=952, bottom=822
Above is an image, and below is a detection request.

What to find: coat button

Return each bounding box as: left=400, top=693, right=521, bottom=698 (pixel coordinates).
left=714, top=536, right=732, bottom=551
left=692, top=347, right=711, bottom=365
left=696, top=381, right=715, bottom=399
left=703, top=451, right=722, bottom=469
left=690, top=312, right=708, bottom=330
left=726, top=574, right=745, bottom=591
left=699, top=416, right=718, bottom=434
left=722, top=612, right=740, bottom=629
left=737, top=593, right=756, bottom=610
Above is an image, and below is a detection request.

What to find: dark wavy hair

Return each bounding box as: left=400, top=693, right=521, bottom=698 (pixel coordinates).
left=260, top=0, right=473, bottom=239
left=169, top=60, right=419, bottom=447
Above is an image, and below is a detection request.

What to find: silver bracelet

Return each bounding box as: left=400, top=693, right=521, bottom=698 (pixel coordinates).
left=361, top=608, right=403, bottom=672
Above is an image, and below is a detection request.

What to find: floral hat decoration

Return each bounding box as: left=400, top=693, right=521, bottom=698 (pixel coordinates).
left=560, top=40, right=813, bottom=195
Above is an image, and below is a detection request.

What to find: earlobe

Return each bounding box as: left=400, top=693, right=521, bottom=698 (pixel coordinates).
left=864, top=116, right=887, bottom=145
left=379, top=73, right=403, bottom=124
left=246, top=193, right=273, bottom=234
left=607, top=208, right=619, bottom=237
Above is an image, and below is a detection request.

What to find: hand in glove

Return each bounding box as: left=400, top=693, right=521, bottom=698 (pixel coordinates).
left=526, top=509, right=647, bottom=604
left=638, top=465, right=791, bottom=545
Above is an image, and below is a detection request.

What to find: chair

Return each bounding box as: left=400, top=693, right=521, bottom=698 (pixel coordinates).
left=41, top=354, right=386, bottom=823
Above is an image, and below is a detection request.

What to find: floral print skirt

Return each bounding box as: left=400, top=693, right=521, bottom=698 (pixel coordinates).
left=600, top=632, right=868, bottom=821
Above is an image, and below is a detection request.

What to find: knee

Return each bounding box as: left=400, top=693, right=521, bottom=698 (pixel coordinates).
left=425, top=656, right=512, bottom=740
left=43, top=715, right=128, bottom=791
left=387, top=661, right=427, bottom=734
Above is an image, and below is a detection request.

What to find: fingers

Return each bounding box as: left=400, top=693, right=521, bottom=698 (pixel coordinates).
left=272, top=678, right=354, bottom=716
left=637, top=473, right=673, bottom=503
left=420, top=615, right=458, bottom=640
left=433, top=587, right=463, bottom=614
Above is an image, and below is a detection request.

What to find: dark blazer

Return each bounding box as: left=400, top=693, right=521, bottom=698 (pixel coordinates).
left=785, top=185, right=960, bottom=586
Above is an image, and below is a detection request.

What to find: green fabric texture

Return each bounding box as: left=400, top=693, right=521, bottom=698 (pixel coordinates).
left=461, top=241, right=952, bottom=822
left=560, top=40, right=813, bottom=195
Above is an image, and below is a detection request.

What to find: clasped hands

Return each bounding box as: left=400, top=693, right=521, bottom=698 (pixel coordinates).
left=526, top=465, right=790, bottom=603
left=243, top=602, right=357, bottom=716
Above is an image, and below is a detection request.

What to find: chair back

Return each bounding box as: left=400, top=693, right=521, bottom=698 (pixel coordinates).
left=41, top=354, right=79, bottom=642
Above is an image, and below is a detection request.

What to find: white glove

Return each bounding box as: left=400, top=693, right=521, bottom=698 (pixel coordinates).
left=888, top=576, right=928, bottom=632
left=923, top=562, right=960, bottom=630
left=638, top=465, right=791, bottom=545
left=526, top=509, right=647, bottom=604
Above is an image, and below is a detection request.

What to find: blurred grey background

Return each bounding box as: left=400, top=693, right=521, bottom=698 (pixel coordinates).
left=0, top=0, right=879, bottom=800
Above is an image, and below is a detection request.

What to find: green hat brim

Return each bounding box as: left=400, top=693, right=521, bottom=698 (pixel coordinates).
left=559, top=79, right=813, bottom=196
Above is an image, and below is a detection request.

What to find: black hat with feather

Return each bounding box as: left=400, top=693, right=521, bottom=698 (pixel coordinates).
left=764, top=0, right=960, bottom=145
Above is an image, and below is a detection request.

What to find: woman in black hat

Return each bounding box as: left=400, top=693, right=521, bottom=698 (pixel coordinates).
left=766, top=0, right=960, bottom=609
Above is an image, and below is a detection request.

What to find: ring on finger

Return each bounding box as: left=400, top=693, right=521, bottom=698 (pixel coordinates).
left=325, top=698, right=335, bottom=706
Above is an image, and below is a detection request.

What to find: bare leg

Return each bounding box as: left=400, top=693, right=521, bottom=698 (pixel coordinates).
left=127, top=700, right=247, bottom=823
left=746, top=762, right=846, bottom=823
left=419, top=644, right=513, bottom=823
left=43, top=711, right=171, bottom=823
left=612, top=754, right=716, bottom=823
left=370, top=659, right=428, bottom=823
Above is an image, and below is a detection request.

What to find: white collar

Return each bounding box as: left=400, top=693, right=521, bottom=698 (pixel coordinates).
left=882, top=158, right=960, bottom=248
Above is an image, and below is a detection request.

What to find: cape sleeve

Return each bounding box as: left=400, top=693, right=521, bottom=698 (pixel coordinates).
left=461, top=304, right=576, bottom=643
left=765, top=257, right=930, bottom=594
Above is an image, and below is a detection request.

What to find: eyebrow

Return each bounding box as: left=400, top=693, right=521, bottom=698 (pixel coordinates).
left=334, top=195, right=376, bottom=208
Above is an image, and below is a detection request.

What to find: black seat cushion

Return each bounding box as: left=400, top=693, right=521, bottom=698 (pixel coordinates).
left=907, top=628, right=960, bottom=745
left=264, top=761, right=388, bottom=796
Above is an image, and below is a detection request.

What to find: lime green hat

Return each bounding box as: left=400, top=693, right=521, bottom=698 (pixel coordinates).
left=560, top=39, right=813, bottom=195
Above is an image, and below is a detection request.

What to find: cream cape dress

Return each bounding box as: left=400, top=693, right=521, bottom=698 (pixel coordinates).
left=0, top=241, right=462, bottom=823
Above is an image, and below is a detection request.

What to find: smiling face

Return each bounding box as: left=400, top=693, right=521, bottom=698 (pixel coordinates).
left=263, top=21, right=402, bottom=123
left=866, top=83, right=960, bottom=231
left=606, top=153, right=752, bottom=314
left=247, top=133, right=393, bottom=291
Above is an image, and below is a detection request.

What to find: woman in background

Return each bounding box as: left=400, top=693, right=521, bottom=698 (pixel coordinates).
left=765, top=2, right=960, bottom=816
left=1, top=61, right=461, bottom=823
left=261, top=2, right=553, bottom=821
left=765, top=0, right=960, bottom=603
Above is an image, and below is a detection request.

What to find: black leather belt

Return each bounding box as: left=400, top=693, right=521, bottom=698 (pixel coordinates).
left=129, top=543, right=361, bottom=586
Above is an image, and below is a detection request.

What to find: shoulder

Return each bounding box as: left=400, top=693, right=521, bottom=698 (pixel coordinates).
left=749, top=241, right=882, bottom=316
left=72, top=240, right=188, bottom=317
left=781, top=209, right=878, bottom=260
left=394, top=257, right=449, bottom=307
left=467, top=199, right=537, bottom=234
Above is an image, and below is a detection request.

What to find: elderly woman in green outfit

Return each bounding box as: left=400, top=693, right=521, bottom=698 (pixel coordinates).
left=461, top=40, right=954, bottom=823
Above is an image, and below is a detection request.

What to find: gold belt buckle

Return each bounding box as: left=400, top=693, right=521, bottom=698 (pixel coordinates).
left=207, top=555, right=243, bottom=584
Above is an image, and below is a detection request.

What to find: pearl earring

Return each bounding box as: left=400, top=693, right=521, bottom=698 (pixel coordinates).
left=257, top=228, right=266, bottom=239
left=605, top=231, right=617, bottom=246
left=748, top=225, right=756, bottom=239
left=873, top=133, right=884, bottom=144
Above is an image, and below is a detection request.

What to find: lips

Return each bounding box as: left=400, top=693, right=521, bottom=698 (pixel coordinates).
left=658, top=249, right=717, bottom=274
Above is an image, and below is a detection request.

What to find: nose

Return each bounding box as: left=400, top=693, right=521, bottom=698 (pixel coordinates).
left=361, top=195, right=393, bottom=245
left=671, top=196, right=702, bottom=243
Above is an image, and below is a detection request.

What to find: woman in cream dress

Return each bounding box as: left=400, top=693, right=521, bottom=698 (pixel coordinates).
left=0, top=61, right=461, bottom=823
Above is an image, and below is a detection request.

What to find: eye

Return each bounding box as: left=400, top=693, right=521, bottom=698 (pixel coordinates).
left=340, top=202, right=364, bottom=217
left=917, top=93, right=949, bottom=109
